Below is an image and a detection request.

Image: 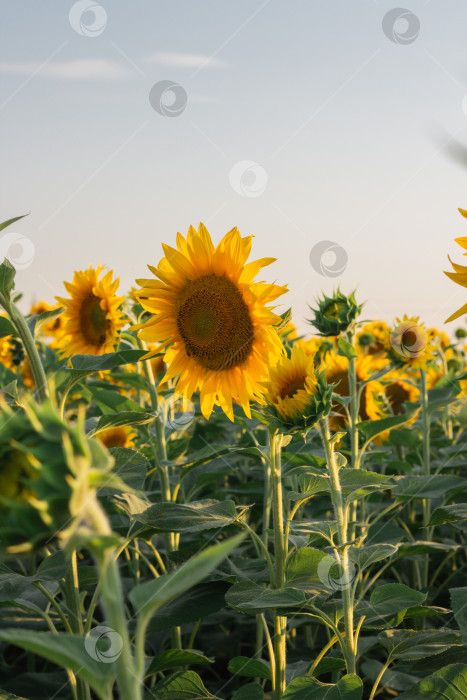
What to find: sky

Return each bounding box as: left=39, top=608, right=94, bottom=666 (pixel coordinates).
left=1, top=0, right=467, bottom=335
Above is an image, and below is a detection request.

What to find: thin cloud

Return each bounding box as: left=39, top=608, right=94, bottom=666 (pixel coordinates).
left=0, top=59, right=130, bottom=80
left=145, top=51, right=228, bottom=69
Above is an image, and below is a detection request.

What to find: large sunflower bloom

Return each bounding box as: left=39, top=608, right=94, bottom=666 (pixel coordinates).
left=265, top=344, right=318, bottom=420
left=134, top=224, right=287, bottom=420
left=56, top=266, right=125, bottom=357
left=387, top=315, right=435, bottom=370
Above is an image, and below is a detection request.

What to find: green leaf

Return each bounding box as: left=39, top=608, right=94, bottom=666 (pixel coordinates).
left=379, top=628, right=462, bottom=660
left=337, top=337, right=357, bottom=359
left=148, top=582, right=229, bottom=632
left=87, top=386, right=145, bottom=415
left=349, top=544, right=397, bottom=570
left=225, top=581, right=306, bottom=615
left=0, top=630, right=114, bottom=700
left=451, top=589, right=467, bottom=644
left=0, top=214, right=28, bottom=232
left=358, top=583, right=426, bottom=621
left=339, top=469, right=390, bottom=499
left=149, top=670, right=220, bottom=699
left=393, top=475, right=467, bottom=500
left=27, top=307, right=64, bottom=337
left=0, top=691, right=28, bottom=700
left=227, top=657, right=272, bottom=680
left=361, top=659, right=420, bottom=692
left=429, top=504, right=467, bottom=526
left=283, top=673, right=363, bottom=699
left=129, top=534, right=244, bottom=618
left=91, top=410, right=154, bottom=434
left=232, top=683, right=264, bottom=700
left=398, top=663, right=467, bottom=700
left=131, top=500, right=238, bottom=533
left=285, top=548, right=328, bottom=591
left=357, top=410, right=418, bottom=445
left=0, top=259, right=16, bottom=301
left=69, top=349, right=148, bottom=374
left=146, top=649, right=212, bottom=677
left=109, top=447, right=150, bottom=491
left=0, top=316, right=16, bottom=338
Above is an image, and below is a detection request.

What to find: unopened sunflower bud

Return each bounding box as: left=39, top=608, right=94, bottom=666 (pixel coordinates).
left=308, top=290, right=362, bottom=337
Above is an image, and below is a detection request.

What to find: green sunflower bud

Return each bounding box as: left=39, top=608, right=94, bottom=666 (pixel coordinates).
left=0, top=398, right=114, bottom=553
left=357, top=332, right=375, bottom=348
left=455, top=327, right=467, bottom=339
left=308, top=290, right=362, bottom=337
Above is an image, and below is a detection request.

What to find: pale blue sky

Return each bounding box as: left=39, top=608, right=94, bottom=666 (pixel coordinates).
left=1, top=0, right=467, bottom=333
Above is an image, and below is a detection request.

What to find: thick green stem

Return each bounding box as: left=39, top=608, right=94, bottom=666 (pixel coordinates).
left=319, top=419, right=356, bottom=675
left=4, top=299, right=48, bottom=401
left=420, top=369, right=431, bottom=591
left=86, top=498, right=141, bottom=700
left=137, top=337, right=181, bottom=648
left=270, top=431, right=287, bottom=700
left=347, top=330, right=359, bottom=539
left=63, top=552, right=90, bottom=700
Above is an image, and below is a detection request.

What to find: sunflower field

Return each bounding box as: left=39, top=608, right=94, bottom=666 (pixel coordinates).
left=2, top=211, right=467, bottom=700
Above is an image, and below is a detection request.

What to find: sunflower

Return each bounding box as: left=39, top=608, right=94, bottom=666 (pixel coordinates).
left=444, top=208, right=467, bottom=322
left=134, top=224, right=287, bottom=420
left=387, top=315, right=435, bottom=370
left=265, top=344, right=318, bottom=420
left=357, top=321, right=389, bottom=357
left=56, top=266, right=126, bottom=357
left=97, top=425, right=136, bottom=449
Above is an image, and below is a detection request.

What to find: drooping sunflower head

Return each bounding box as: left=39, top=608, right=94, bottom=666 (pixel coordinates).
left=56, top=265, right=126, bottom=357
left=387, top=315, right=435, bottom=370
left=263, top=344, right=332, bottom=432
left=134, top=224, right=287, bottom=420
left=308, top=290, right=362, bottom=337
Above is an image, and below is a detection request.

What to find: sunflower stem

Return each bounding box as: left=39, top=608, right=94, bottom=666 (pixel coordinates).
left=136, top=336, right=181, bottom=648
left=319, top=418, right=356, bottom=675
left=420, top=368, right=431, bottom=592
left=270, top=430, right=287, bottom=700
left=85, top=497, right=141, bottom=700
left=1, top=298, right=48, bottom=401
left=347, top=327, right=359, bottom=540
